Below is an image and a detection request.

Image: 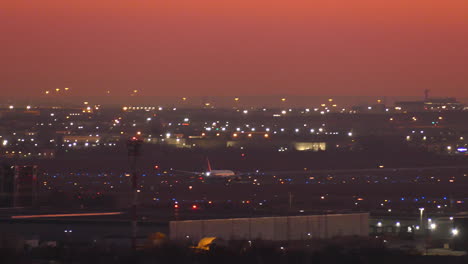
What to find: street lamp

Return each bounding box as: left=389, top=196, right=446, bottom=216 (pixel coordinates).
left=127, top=136, right=143, bottom=250
left=419, top=208, right=424, bottom=230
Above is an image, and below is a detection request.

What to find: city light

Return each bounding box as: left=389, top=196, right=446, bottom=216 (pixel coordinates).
left=452, top=228, right=459, bottom=236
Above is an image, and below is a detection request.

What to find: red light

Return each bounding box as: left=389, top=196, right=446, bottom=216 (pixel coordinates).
left=241, top=153, right=245, bottom=157
left=192, top=205, right=198, bottom=209
left=132, top=137, right=137, bottom=140
left=174, top=204, right=179, bottom=209
left=154, top=165, right=159, bottom=169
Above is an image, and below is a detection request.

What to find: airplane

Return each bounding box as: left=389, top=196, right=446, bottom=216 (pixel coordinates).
left=171, top=158, right=239, bottom=179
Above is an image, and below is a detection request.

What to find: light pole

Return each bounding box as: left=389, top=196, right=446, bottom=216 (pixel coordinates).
left=127, top=136, right=143, bottom=250
left=419, top=208, right=424, bottom=232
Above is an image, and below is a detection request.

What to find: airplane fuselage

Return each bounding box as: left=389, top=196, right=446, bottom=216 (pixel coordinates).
left=205, top=170, right=236, bottom=177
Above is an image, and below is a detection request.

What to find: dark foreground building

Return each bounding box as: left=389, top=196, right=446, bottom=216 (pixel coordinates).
left=170, top=213, right=369, bottom=242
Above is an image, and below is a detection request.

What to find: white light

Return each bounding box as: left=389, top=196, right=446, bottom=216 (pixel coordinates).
left=2, top=140, right=7, bottom=146
left=377, top=222, right=382, bottom=227
left=396, top=222, right=401, bottom=227
left=430, top=223, right=437, bottom=230
left=452, top=228, right=459, bottom=236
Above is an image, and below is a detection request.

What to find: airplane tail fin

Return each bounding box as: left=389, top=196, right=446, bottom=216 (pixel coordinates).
left=206, top=157, right=212, bottom=172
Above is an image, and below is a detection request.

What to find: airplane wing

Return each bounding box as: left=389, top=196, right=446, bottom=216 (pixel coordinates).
left=170, top=169, right=204, bottom=176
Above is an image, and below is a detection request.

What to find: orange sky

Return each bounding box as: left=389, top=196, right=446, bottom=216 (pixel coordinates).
left=1, top=0, right=468, bottom=98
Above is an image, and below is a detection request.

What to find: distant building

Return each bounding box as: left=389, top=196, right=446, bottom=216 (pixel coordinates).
left=0, top=164, right=14, bottom=207
left=395, top=98, right=464, bottom=112
left=293, top=142, right=326, bottom=151
left=13, top=165, right=38, bottom=207
left=351, top=104, right=387, bottom=114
